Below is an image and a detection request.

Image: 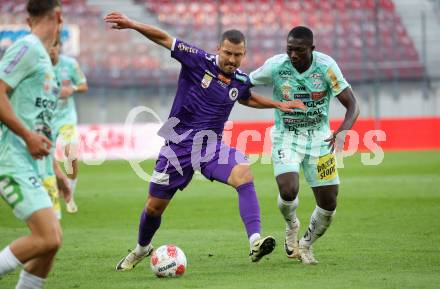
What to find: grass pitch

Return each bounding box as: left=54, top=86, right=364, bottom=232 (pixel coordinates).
left=1, top=150, right=439, bottom=289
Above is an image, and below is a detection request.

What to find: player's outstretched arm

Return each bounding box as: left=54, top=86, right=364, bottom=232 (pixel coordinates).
left=104, top=12, right=173, bottom=50
left=325, top=87, right=360, bottom=152
left=239, top=92, right=306, bottom=112
left=0, top=80, right=51, bottom=159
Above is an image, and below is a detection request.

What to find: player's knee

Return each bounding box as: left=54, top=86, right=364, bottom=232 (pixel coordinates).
left=319, top=199, right=337, bottom=211
left=278, top=181, right=298, bottom=201
left=145, top=202, right=166, bottom=217
left=34, top=229, right=63, bottom=254
left=317, top=194, right=338, bottom=211
left=229, top=165, right=253, bottom=188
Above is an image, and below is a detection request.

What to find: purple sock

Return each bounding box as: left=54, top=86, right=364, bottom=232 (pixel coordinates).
left=137, top=210, right=161, bottom=246
left=236, top=182, right=261, bottom=238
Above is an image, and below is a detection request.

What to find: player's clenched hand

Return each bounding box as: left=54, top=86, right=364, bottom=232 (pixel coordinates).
left=278, top=100, right=306, bottom=113
left=24, top=131, right=51, bottom=159
left=104, top=12, right=135, bottom=29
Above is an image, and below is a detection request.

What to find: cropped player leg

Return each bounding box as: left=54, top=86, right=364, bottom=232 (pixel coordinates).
left=116, top=195, right=170, bottom=272
left=202, top=144, right=275, bottom=262
left=1, top=208, right=62, bottom=279
left=64, top=143, right=79, bottom=213
left=227, top=164, right=261, bottom=241
left=298, top=200, right=336, bottom=265
left=300, top=186, right=338, bottom=250
left=276, top=172, right=301, bottom=258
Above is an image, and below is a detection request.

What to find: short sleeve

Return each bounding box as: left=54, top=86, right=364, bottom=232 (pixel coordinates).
left=238, top=77, right=252, bottom=100
left=325, top=61, right=350, bottom=97
left=171, top=38, right=206, bottom=68
left=70, top=58, right=87, bottom=85
left=0, top=42, right=37, bottom=89
left=249, top=58, right=274, bottom=86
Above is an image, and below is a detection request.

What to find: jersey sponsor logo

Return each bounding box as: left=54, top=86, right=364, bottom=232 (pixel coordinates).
left=279, top=70, right=292, bottom=79
left=201, top=73, right=213, bottom=88
left=35, top=97, right=57, bottom=110
left=229, top=87, right=239, bottom=101
left=177, top=42, right=198, bottom=54
left=317, top=154, right=337, bottom=181
left=297, top=85, right=306, bottom=91
left=4, top=45, right=29, bottom=74
left=311, top=91, right=327, bottom=100
left=293, top=93, right=310, bottom=100
left=217, top=80, right=228, bottom=88
left=310, top=73, right=323, bottom=79
left=282, top=115, right=323, bottom=128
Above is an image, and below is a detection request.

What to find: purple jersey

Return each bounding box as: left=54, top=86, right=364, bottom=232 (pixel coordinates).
left=168, top=39, right=251, bottom=142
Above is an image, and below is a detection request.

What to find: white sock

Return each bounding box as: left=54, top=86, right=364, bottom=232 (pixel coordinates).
left=249, top=233, right=260, bottom=247
left=0, top=246, right=22, bottom=276
left=277, top=194, right=299, bottom=229
left=300, top=206, right=335, bottom=247
left=134, top=243, right=151, bottom=256
left=15, top=270, right=45, bottom=289
left=69, top=179, right=77, bottom=197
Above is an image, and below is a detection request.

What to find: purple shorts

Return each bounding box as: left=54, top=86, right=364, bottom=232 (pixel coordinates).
left=149, top=140, right=248, bottom=199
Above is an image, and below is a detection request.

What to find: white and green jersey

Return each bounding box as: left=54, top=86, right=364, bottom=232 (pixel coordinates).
left=250, top=51, right=349, bottom=154
left=53, top=54, right=86, bottom=129
left=0, top=34, right=59, bottom=171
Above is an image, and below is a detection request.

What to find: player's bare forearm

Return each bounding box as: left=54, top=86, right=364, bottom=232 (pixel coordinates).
left=0, top=81, right=32, bottom=141
left=239, top=93, right=278, bottom=109
left=239, top=92, right=306, bottom=113
left=335, top=87, right=360, bottom=133
left=104, top=12, right=173, bottom=50
left=131, top=21, right=173, bottom=49
left=76, top=82, right=88, bottom=93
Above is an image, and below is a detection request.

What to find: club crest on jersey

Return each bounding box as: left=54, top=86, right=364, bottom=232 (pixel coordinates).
left=229, top=88, right=239, bottom=101
left=281, top=83, right=292, bottom=100
left=201, top=73, right=213, bottom=89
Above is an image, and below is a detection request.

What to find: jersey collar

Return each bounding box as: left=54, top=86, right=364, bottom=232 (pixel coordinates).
left=288, top=51, right=317, bottom=80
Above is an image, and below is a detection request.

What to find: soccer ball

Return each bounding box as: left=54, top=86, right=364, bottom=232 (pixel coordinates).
left=150, top=245, right=187, bottom=278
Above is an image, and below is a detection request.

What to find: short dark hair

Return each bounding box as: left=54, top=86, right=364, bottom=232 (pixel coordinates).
left=220, top=29, right=246, bottom=45
left=287, top=26, right=314, bottom=45
left=26, top=0, right=60, bottom=17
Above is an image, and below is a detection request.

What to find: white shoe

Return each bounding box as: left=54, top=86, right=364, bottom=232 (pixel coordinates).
left=284, top=219, right=300, bottom=259
left=66, top=199, right=78, bottom=213
left=299, top=243, right=318, bottom=265
left=116, top=245, right=154, bottom=271
left=249, top=236, right=276, bottom=262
